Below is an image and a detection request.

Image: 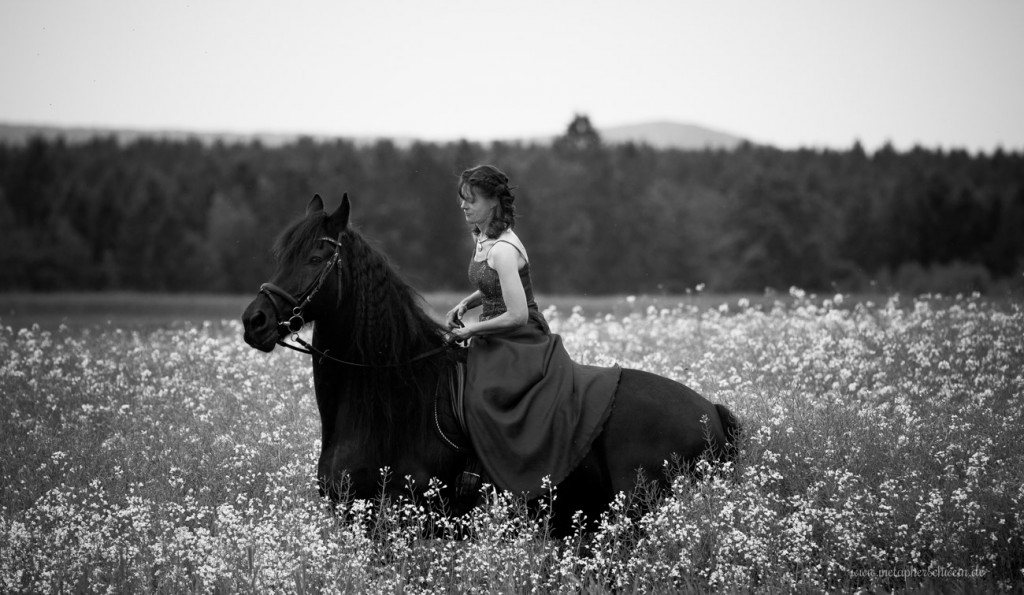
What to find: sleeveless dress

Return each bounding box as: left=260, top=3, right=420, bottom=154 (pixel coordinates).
left=463, top=238, right=620, bottom=497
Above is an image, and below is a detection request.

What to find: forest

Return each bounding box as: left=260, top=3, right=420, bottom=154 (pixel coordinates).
left=2, top=117, right=1022, bottom=296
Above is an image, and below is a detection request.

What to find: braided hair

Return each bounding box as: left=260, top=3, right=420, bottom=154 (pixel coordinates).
left=458, top=164, right=516, bottom=239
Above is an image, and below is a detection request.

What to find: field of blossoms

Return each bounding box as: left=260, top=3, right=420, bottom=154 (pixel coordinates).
left=2, top=291, right=1022, bottom=593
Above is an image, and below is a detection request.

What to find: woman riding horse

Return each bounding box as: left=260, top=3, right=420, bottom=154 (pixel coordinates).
left=241, top=186, right=740, bottom=534
left=445, top=164, right=620, bottom=498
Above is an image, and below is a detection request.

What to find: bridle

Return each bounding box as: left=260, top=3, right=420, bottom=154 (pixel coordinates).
left=259, top=235, right=344, bottom=338
left=257, top=234, right=451, bottom=368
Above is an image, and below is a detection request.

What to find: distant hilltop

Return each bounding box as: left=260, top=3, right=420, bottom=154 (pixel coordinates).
left=0, top=120, right=749, bottom=151
left=598, top=121, right=747, bottom=150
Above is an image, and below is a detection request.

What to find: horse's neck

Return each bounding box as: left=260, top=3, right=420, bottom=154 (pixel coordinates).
left=305, top=254, right=461, bottom=491
left=311, top=317, right=349, bottom=352
left=311, top=311, right=456, bottom=486
left=313, top=311, right=442, bottom=362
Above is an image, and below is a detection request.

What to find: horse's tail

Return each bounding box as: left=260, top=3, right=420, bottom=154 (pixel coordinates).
left=714, top=403, right=742, bottom=459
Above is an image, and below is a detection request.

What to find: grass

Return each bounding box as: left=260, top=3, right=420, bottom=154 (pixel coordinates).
left=1, top=290, right=1022, bottom=592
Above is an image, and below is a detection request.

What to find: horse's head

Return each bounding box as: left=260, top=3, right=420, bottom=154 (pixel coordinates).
left=242, top=193, right=351, bottom=351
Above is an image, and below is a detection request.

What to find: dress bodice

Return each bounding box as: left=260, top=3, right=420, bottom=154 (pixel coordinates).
left=468, top=243, right=538, bottom=321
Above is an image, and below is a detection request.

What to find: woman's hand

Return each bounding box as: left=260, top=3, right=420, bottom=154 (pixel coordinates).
left=443, top=321, right=475, bottom=345
left=445, top=303, right=468, bottom=330
left=449, top=324, right=474, bottom=342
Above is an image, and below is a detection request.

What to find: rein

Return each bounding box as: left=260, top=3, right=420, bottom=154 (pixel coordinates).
left=259, top=234, right=452, bottom=368
left=279, top=332, right=449, bottom=368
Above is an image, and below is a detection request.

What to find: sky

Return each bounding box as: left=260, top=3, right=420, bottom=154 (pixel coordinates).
left=1, top=0, right=1022, bottom=152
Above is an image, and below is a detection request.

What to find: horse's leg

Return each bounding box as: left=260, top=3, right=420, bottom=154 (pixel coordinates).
left=549, top=439, right=614, bottom=536
left=599, top=368, right=734, bottom=494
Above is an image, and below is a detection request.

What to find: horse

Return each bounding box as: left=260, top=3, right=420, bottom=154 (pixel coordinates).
left=242, top=193, right=741, bottom=534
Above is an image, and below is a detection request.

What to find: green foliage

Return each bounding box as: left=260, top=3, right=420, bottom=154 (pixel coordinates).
left=1, top=131, right=1022, bottom=294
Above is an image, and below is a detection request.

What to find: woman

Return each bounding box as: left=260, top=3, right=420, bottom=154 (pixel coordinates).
left=445, top=165, right=620, bottom=497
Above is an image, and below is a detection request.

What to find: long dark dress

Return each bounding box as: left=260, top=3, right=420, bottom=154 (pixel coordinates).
left=463, top=242, right=619, bottom=497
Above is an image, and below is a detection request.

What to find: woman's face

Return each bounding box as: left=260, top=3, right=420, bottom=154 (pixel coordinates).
left=459, top=185, right=497, bottom=228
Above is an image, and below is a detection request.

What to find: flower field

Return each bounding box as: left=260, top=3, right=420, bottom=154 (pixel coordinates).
left=2, top=291, right=1022, bottom=593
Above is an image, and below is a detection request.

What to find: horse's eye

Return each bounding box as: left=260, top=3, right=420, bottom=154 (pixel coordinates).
left=310, top=256, right=324, bottom=265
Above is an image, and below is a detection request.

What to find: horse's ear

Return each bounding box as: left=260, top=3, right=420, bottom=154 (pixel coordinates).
left=306, top=194, right=325, bottom=215
left=328, top=192, right=351, bottom=231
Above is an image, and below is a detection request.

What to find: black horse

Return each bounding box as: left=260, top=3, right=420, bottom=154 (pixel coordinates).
left=242, top=194, right=740, bottom=531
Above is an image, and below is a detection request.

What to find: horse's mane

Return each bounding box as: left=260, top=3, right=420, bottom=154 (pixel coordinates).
left=274, top=212, right=454, bottom=459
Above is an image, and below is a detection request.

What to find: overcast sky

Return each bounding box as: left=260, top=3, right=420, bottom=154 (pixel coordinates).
left=2, top=0, right=1021, bottom=152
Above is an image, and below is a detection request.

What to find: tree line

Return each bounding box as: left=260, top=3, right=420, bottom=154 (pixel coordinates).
left=2, top=117, right=1022, bottom=296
